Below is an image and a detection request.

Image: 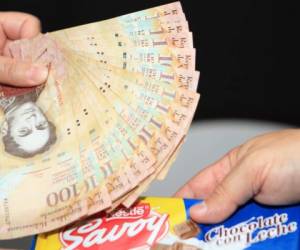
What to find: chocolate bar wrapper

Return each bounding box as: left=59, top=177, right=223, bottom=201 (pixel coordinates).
left=31, top=197, right=300, bottom=250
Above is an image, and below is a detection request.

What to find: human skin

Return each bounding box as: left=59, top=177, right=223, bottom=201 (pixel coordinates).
left=0, top=12, right=48, bottom=86
left=175, top=129, right=300, bottom=223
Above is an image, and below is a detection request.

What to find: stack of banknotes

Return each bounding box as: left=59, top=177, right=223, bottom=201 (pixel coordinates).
left=0, top=2, right=199, bottom=239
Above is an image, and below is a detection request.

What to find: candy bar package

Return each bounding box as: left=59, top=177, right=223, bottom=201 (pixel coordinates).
left=31, top=197, right=300, bottom=250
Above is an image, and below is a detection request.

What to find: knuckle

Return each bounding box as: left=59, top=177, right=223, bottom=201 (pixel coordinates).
left=3, top=61, right=16, bottom=81
left=244, top=149, right=271, bottom=166
left=214, top=183, right=227, bottom=197
left=32, top=15, right=41, bottom=28
left=25, top=13, right=41, bottom=28
left=227, top=147, right=241, bottom=166
left=211, top=147, right=242, bottom=186
left=248, top=151, right=274, bottom=194
left=213, top=183, right=236, bottom=204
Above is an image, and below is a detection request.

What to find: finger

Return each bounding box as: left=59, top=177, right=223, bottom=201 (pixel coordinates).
left=2, top=39, right=13, bottom=57
left=174, top=148, right=239, bottom=199
left=0, top=56, right=48, bottom=86
left=190, top=158, right=256, bottom=223
left=0, top=12, right=41, bottom=40
left=0, top=21, right=7, bottom=54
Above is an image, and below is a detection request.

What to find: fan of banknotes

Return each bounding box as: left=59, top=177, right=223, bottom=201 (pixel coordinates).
left=0, top=2, right=199, bottom=239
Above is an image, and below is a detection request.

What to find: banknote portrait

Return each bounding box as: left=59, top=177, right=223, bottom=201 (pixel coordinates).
left=0, top=85, right=57, bottom=158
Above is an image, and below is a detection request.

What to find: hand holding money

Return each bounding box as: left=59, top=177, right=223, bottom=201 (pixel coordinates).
left=0, top=12, right=48, bottom=86
left=0, top=2, right=199, bottom=239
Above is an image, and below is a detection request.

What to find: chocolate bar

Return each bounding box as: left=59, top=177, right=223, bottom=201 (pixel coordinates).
left=151, top=243, right=172, bottom=250
left=32, top=197, right=300, bottom=250
left=151, top=242, right=202, bottom=250
left=172, top=242, right=202, bottom=250
left=173, top=220, right=201, bottom=239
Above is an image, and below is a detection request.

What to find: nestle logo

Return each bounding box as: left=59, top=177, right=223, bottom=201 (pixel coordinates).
left=107, top=204, right=150, bottom=219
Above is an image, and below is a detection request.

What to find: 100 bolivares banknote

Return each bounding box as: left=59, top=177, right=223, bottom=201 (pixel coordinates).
left=0, top=2, right=199, bottom=239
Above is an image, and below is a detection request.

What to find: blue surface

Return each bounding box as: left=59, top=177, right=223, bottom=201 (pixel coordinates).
left=29, top=236, right=36, bottom=250
left=182, top=199, right=300, bottom=249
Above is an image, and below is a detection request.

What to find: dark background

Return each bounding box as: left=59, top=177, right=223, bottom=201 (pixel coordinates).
left=0, top=1, right=292, bottom=125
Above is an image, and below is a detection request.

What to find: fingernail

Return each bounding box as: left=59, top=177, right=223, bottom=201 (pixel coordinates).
left=26, top=65, right=48, bottom=85
left=190, top=202, right=207, bottom=217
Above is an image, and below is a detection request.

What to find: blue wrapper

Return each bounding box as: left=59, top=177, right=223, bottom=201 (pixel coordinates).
left=184, top=199, right=300, bottom=249
left=31, top=197, right=300, bottom=250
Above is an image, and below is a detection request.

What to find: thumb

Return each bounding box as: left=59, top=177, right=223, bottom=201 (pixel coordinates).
left=0, top=56, right=48, bottom=86
left=190, top=158, right=255, bottom=223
